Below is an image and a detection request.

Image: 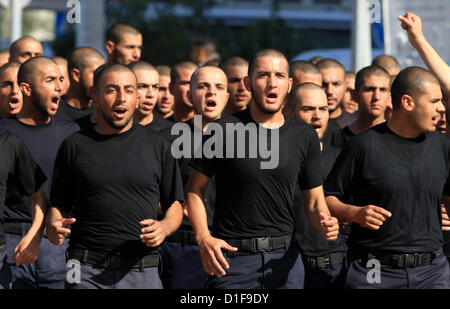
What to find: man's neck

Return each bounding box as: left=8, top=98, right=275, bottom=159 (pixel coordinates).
left=94, top=120, right=133, bottom=135
left=387, top=114, right=422, bottom=139
left=65, top=87, right=91, bottom=109
left=173, top=102, right=194, bottom=123
left=134, top=111, right=154, bottom=126
left=16, top=101, right=51, bottom=126
left=329, top=106, right=342, bottom=119
left=349, top=113, right=385, bottom=135
left=249, top=102, right=284, bottom=129
left=155, top=109, right=174, bottom=119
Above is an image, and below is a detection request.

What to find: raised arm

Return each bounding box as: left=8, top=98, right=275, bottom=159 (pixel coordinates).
left=398, top=12, right=450, bottom=96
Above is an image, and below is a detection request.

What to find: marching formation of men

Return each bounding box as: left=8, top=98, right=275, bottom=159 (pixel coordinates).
left=0, top=12, right=449, bottom=289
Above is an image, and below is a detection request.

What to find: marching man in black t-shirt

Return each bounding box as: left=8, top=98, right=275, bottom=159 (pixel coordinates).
left=0, top=129, right=48, bottom=288
left=325, top=66, right=450, bottom=289
left=46, top=63, right=185, bottom=289
left=342, top=65, right=391, bottom=141
left=288, top=82, right=347, bottom=288
left=185, top=49, right=339, bottom=289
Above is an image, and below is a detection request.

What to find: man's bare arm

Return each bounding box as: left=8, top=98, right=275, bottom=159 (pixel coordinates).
left=398, top=12, right=450, bottom=96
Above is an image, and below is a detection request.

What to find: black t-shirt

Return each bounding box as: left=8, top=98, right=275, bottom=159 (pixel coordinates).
left=342, top=125, right=356, bottom=142
left=333, top=109, right=356, bottom=129
left=0, top=130, right=46, bottom=245
left=145, top=114, right=175, bottom=132
left=190, top=109, right=323, bottom=239
left=322, top=118, right=346, bottom=149
left=50, top=123, right=185, bottom=256
left=168, top=118, right=216, bottom=229
left=0, top=117, right=79, bottom=223
left=56, top=98, right=96, bottom=122
left=294, top=143, right=345, bottom=256
left=325, top=123, right=450, bottom=253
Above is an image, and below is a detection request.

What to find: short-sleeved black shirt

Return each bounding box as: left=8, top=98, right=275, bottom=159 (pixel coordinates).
left=325, top=123, right=450, bottom=253
left=145, top=114, right=175, bottom=133
left=0, top=130, right=46, bottom=245
left=322, top=118, right=346, bottom=149
left=0, top=117, right=79, bottom=223
left=189, top=109, right=323, bottom=239
left=168, top=118, right=216, bottom=229
left=50, top=123, right=185, bottom=256
left=294, top=144, right=345, bottom=256
left=56, top=99, right=96, bottom=122
left=333, top=109, right=356, bottom=129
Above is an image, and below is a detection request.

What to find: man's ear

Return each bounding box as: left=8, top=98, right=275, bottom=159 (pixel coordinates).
left=105, top=40, right=115, bottom=56
left=90, top=87, right=97, bottom=107
left=287, top=77, right=293, bottom=94
left=244, top=76, right=251, bottom=92
left=350, top=89, right=359, bottom=104
left=19, top=82, right=32, bottom=97
left=71, top=68, right=81, bottom=83
left=400, top=94, right=415, bottom=112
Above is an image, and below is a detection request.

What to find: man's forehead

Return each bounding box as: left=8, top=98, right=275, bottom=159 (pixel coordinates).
left=194, top=70, right=227, bottom=88
left=119, top=33, right=142, bottom=45
left=0, top=67, right=19, bottom=81
left=362, top=75, right=390, bottom=86
left=101, top=70, right=136, bottom=85
left=320, top=67, right=345, bottom=80
left=18, top=40, right=42, bottom=52
left=255, top=56, right=289, bottom=71
left=135, top=69, right=158, bottom=82
left=225, top=65, right=248, bottom=76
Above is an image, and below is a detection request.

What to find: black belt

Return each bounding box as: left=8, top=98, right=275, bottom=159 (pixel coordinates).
left=304, top=251, right=345, bottom=269
left=165, top=230, right=197, bottom=245
left=227, top=236, right=287, bottom=253
left=353, top=248, right=443, bottom=268
left=68, top=249, right=160, bottom=270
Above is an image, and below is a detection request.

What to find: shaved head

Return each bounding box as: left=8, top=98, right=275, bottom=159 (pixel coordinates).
left=316, top=58, right=346, bottom=73
left=68, top=47, right=105, bottom=74
left=0, top=61, right=20, bottom=76
left=128, top=61, right=157, bottom=73
left=170, top=61, right=198, bottom=83
left=391, top=66, right=440, bottom=110
left=288, top=82, right=325, bottom=111
left=9, top=36, right=43, bottom=64
left=355, top=65, right=391, bottom=92
left=93, top=63, right=137, bottom=94
left=106, top=23, right=141, bottom=44
left=372, top=54, right=400, bottom=76
left=289, top=60, right=322, bottom=86
left=155, top=65, right=171, bottom=77
left=248, top=49, right=288, bottom=78
left=18, top=56, right=57, bottom=85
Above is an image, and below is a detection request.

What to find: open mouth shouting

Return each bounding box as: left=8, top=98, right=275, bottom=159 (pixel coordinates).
left=204, top=99, right=217, bottom=112
left=266, top=92, right=278, bottom=104
left=9, top=97, right=21, bottom=110
left=51, top=96, right=61, bottom=110
left=112, top=106, right=128, bottom=119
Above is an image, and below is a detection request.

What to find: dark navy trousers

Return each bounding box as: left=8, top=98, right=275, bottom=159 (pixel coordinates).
left=160, top=241, right=207, bottom=289
left=345, top=250, right=450, bottom=289
left=0, top=224, right=68, bottom=289
left=207, top=236, right=304, bottom=289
